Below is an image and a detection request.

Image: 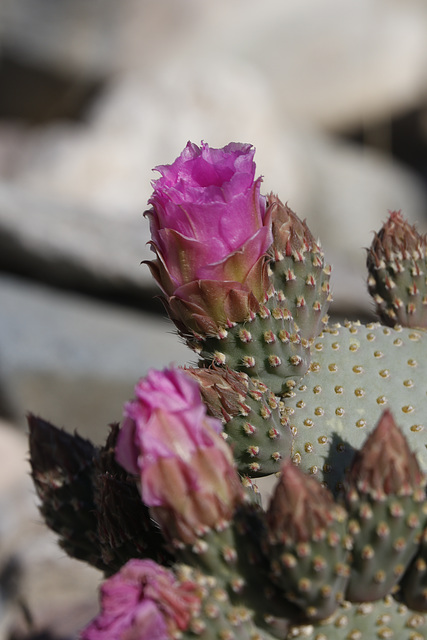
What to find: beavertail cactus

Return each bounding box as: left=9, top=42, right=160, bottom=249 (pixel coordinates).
left=27, top=141, right=427, bottom=640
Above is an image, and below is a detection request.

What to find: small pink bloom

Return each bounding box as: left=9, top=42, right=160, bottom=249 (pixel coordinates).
left=80, top=559, right=200, bottom=640
left=145, top=141, right=272, bottom=334
left=116, top=368, right=244, bottom=543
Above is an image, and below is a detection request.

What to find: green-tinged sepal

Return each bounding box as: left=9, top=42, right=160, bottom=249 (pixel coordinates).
left=268, top=195, right=332, bottom=342
left=265, top=461, right=351, bottom=621
left=185, top=366, right=292, bottom=476
left=344, top=411, right=427, bottom=602
left=367, top=210, right=427, bottom=328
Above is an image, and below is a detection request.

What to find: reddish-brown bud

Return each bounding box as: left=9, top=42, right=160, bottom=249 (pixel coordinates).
left=268, top=195, right=320, bottom=261
left=367, top=211, right=427, bottom=328
left=267, top=460, right=346, bottom=545
left=347, top=409, right=426, bottom=499
left=184, top=366, right=249, bottom=423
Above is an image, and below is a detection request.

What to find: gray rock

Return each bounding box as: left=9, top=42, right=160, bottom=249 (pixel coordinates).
left=0, top=180, right=155, bottom=295
left=0, top=275, right=191, bottom=442
left=275, top=130, right=427, bottom=317
left=0, top=419, right=100, bottom=639
left=2, top=0, right=427, bottom=129
left=195, top=0, right=427, bottom=130
left=3, top=89, right=425, bottom=317
left=2, top=1, right=427, bottom=127
left=0, top=0, right=123, bottom=76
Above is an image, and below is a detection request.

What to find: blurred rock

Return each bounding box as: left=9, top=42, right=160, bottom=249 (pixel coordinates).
left=198, top=0, right=427, bottom=131
left=1, top=0, right=427, bottom=128
left=1, top=74, right=426, bottom=317
left=0, top=0, right=123, bottom=77
left=0, top=275, right=190, bottom=442
left=0, top=181, right=154, bottom=298
left=0, top=419, right=100, bottom=640
left=280, top=129, right=427, bottom=317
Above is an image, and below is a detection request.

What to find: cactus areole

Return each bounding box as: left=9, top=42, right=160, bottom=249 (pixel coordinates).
left=28, top=142, right=427, bottom=640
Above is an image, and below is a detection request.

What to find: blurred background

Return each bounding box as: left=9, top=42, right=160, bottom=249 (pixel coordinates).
left=1, top=0, right=427, bottom=637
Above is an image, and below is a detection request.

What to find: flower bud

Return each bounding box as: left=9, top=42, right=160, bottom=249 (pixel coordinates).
left=81, top=559, right=200, bottom=640
left=184, top=365, right=249, bottom=422
left=345, top=410, right=427, bottom=603
left=267, top=460, right=346, bottom=545
left=267, top=194, right=331, bottom=341
left=145, top=141, right=272, bottom=335
left=269, top=195, right=317, bottom=260
left=116, top=368, right=244, bottom=544
left=347, top=409, right=425, bottom=499
left=266, top=461, right=349, bottom=620
left=367, top=210, right=427, bottom=328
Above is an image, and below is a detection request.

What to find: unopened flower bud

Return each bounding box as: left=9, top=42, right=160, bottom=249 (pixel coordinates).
left=116, top=368, right=244, bottom=544
left=347, top=409, right=425, bottom=499
left=81, top=559, right=200, bottom=640
left=367, top=210, right=427, bottom=328
left=267, top=460, right=346, bottom=545
left=145, top=141, right=273, bottom=335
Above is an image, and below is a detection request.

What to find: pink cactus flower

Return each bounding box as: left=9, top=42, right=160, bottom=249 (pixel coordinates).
left=145, top=141, right=272, bottom=334
left=116, top=368, right=244, bottom=544
left=80, top=559, right=200, bottom=640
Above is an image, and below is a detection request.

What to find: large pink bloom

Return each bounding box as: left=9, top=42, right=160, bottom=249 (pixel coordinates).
left=80, top=559, right=199, bottom=640
left=116, top=368, right=244, bottom=544
left=145, top=141, right=272, bottom=334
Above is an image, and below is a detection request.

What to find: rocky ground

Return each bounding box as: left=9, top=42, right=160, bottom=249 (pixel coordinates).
left=1, top=0, right=427, bottom=637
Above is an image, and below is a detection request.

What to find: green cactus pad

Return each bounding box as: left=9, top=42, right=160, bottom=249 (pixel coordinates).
left=345, top=493, right=426, bottom=603
left=265, top=462, right=351, bottom=623
left=192, top=299, right=311, bottom=395
left=400, top=528, right=427, bottom=612
left=285, top=595, right=427, bottom=639
left=269, top=245, right=331, bottom=343
left=267, top=197, right=331, bottom=343
left=176, top=565, right=278, bottom=640
left=283, top=322, right=427, bottom=491
left=222, top=378, right=292, bottom=477
left=267, top=523, right=351, bottom=622
left=174, top=524, right=242, bottom=587
left=186, top=367, right=292, bottom=477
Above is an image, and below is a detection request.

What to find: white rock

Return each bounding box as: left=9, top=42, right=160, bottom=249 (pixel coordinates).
left=5, top=73, right=425, bottom=317
left=0, top=275, right=191, bottom=441
left=0, top=419, right=100, bottom=638
left=0, top=0, right=123, bottom=75
left=191, top=0, right=427, bottom=130
left=4, top=0, right=427, bottom=130
left=0, top=180, right=154, bottom=290
left=274, top=129, right=427, bottom=315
